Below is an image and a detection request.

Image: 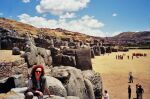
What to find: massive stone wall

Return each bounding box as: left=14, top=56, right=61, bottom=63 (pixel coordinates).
left=0, top=27, right=103, bottom=99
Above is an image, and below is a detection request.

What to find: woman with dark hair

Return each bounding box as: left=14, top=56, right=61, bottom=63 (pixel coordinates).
left=25, top=65, right=51, bottom=99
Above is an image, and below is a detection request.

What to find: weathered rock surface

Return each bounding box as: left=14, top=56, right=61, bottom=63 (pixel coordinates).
left=0, top=60, right=28, bottom=80
left=82, top=70, right=103, bottom=99
left=0, top=26, right=104, bottom=99
left=46, top=76, right=67, bottom=97
left=12, top=47, right=21, bottom=55
left=75, top=48, right=92, bottom=70
left=51, top=66, right=97, bottom=99
left=0, top=74, right=27, bottom=93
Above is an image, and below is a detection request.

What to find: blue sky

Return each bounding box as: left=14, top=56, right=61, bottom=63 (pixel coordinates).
left=0, top=0, right=150, bottom=37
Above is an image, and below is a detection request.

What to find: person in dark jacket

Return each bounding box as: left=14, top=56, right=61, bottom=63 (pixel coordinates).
left=128, top=85, right=131, bottom=99
left=25, top=65, right=51, bottom=99
left=138, top=85, right=144, bottom=99
left=136, top=84, right=139, bottom=99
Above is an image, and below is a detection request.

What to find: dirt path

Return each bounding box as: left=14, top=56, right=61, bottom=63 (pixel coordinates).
left=0, top=50, right=22, bottom=62
left=92, top=49, right=150, bottom=99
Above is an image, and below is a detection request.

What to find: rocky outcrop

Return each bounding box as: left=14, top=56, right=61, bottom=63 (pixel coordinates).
left=52, top=66, right=88, bottom=99
left=51, top=66, right=102, bottom=99
left=0, top=19, right=104, bottom=99
left=61, top=48, right=92, bottom=70
left=0, top=77, right=15, bottom=93
left=12, top=47, right=21, bottom=55
left=100, top=46, right=106, bottom=54
left=84, top=78, right=95, bottom=99
left=23, top=43, right=52, bottom=68
left=0, top=67, right=103, bottom=98
left=0, top=59, right=28, bottom=80
left=75, top=48, right=92, bottom=70
left=82, top=70, right=103, bottom=99
left=105, top=46, right=112, bottom=53
left=46, top=76, right=67, bottom=97
left=90, top=48, right=95, bottom=58
left=0, top=74, right=26, bottom=93
left=0, top=28, right=26, bottom=50
left=92, top=45, right=101, bottom=56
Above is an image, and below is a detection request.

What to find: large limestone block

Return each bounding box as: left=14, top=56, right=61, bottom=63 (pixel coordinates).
left=75, top=48, right=92, bottom=70
left=84, top=78, right=95, bottom=99
left=51, top=66, right=90, bottom=99
left=82, top=70, right=103, bottom=99
left=45, top=76, right=67, bottom=97
left=24, top=52, right=37, bottom=67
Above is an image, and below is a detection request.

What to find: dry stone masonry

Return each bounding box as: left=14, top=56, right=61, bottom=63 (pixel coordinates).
left=0, top=27, right=104, bottom=99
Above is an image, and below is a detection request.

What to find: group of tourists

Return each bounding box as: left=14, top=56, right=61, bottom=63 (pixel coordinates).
left=128, top=84, right=144, bottom=99
left=132, top=53, right=147, bottom=57
left=136, top=84, right=144, bottom=99
left=116, top=52, right=147, bottom=60
left=115, top=53, right=130, bottom=60
left=128, top=72, right=144, bottom=99
left=116, top=54, right=124, bottom=60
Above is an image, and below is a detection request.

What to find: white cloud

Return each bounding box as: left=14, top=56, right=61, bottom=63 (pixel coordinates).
left=112, top=13, right=118, bottom=17
left=18, top=14, right=58, bottom=28
left=22, top=0, right=30, bottom=3
left=112, top=31, right=122, bottom=36
left=60, top=13, right=76, bottom=19
left=36, top=0, right=90, bottom=17
left=18, top=13, right=105, bottom=37
left=0, top=13, right=3, bottom=16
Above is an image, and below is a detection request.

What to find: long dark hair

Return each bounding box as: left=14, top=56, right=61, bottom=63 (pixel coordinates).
left=30, top=65, right=46, bottom=92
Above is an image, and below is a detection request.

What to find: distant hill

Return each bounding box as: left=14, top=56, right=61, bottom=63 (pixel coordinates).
left=109, top=31, right=150, bottom=46
left=0, top=17, right=150, bottom=46
left=113, top=31, right=150, bottom=40
left=0, top=17, right=94, bottom=42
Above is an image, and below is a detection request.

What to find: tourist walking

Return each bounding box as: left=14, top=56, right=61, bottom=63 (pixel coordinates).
left=24, top=65, right=51, bottom=99
left=128, top=72, right=133, bottom=83
left=128, top=85, right=131, bottom=99
left=103, top=90, right=109, bottom=99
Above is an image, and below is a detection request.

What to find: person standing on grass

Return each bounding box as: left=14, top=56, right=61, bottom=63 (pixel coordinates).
left=128, top=85, right=131, bottom=99
left=136, top=84, right=139, bottom=99
left=138, top=85, right=144, bottom=99
left=128, top=72, right=133, bottom=83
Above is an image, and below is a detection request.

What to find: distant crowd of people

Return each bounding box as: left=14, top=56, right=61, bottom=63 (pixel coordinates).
left=115, top=52, right=147, bottom=60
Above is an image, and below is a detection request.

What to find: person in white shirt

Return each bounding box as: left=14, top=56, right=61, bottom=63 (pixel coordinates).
left=103, top=90, right=109, bottom=99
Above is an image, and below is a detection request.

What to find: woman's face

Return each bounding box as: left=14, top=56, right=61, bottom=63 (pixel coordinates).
left=35, top=68, right=42, bottom=77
